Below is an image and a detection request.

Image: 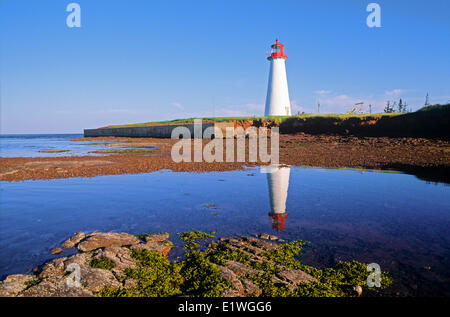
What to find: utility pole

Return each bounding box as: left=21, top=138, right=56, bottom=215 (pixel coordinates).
left=369, top=104, right=372, bottom=114
left=318, top=101, right=320, bottom=114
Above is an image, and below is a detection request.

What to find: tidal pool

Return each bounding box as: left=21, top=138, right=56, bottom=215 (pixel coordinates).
left=0, top=167, right=449, bottom=295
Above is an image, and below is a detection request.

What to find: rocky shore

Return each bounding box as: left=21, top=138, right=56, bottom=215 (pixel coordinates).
left=0, top=231, right=391, bottom=297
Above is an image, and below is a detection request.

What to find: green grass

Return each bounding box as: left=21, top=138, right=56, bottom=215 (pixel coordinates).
left=103, top=113, right=402, bottom=129
left=98, top=103, right=449, bottom=130
left=416, top=103, right=450, bottom=112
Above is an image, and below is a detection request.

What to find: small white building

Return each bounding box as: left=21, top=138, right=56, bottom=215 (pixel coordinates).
left=264, top=39, right=292, bottom=116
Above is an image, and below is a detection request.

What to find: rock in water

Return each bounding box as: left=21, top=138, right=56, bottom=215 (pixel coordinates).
left=354, top=285, right=363, bottom=297
left=62, top=232, right=85, bottom=249
left=78, top=232, right=140, bottom=252
left=51, top=248, right=63, bottom=255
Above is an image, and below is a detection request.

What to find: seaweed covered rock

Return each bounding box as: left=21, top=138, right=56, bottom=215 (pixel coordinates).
left=93, top=247, right=136, bottom=270
left=0, top=231, right=392, bottom=297
left=276, top=269, right=318, bottom=286
left=131, top=233, right=173, bottom=255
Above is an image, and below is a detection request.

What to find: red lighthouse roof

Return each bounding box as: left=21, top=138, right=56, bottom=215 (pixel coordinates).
left=269, top=212, right=289, bottom=231
left=268, top=39, right=288, bottom=60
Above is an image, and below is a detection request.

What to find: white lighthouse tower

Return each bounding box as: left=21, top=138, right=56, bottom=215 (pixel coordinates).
left=265, top=39, right=292, bottom=116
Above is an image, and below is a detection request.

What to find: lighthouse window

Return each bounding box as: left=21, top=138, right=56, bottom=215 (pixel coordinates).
left=273, top=47, right=280, bottom=53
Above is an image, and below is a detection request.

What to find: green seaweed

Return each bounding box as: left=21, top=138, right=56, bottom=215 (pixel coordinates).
left=24, top=278, right=42, bottom=289
left=178, top=230, right=215, bottom=250
left=209, top=245, right=252, bottom=266
left=123, top=249, right=183, bottom=297
left=90, top=257, right=115, bottom=270
left=180, top=250, right=232, bottom=297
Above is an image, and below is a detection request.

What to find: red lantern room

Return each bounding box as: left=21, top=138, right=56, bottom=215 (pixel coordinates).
left=268, top=39, right=288, bottom=60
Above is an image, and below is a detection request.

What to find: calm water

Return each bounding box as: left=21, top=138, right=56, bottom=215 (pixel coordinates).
left=0, top=134, right=140, bottom=157
left=1, top=167, right=449, bottom=296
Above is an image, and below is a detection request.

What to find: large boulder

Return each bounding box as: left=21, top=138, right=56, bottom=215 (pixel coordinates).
left=78, top=232, right=139, bottom=252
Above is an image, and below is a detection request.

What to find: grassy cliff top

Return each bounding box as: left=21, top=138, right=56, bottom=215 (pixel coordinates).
left=102, top=113, right=400, bottom=129
left=101, top=103, right=449, bottom=129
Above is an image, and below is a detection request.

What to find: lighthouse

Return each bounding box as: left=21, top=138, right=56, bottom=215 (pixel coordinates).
left=265, top=165, right=291, bottom=231
left=265, top=39, right=292, bottom=116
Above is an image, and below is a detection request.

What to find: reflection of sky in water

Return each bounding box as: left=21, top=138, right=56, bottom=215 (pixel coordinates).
left=0, top=167, right=449, bottom=294
left=0, top=134, right=142, bottom=157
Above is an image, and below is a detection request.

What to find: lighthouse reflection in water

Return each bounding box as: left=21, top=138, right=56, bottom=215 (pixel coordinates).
left=263, top=165, right=291, bottom=231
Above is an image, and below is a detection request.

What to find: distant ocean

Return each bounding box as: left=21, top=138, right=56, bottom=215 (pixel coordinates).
left=0, top=134, right=112, bottom=157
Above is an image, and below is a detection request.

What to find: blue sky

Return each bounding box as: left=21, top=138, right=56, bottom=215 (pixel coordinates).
left=1, top=0, right=449, bottom=133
